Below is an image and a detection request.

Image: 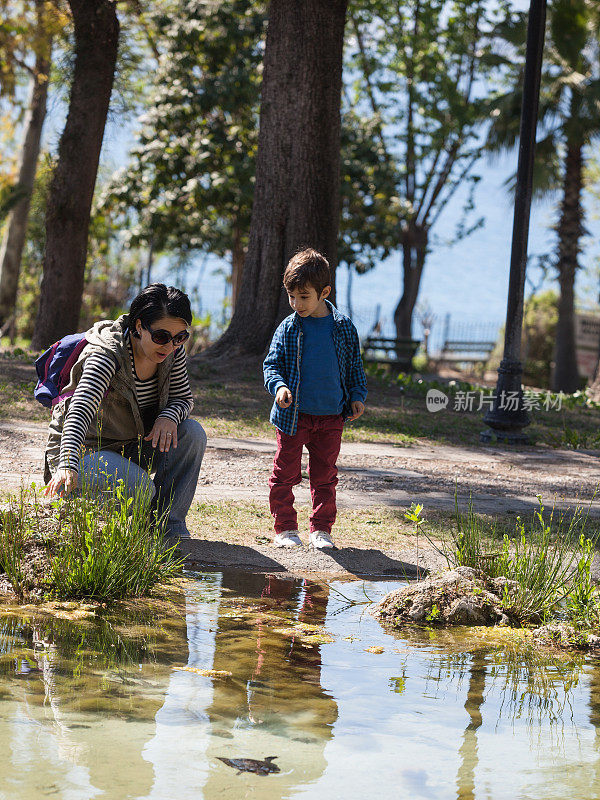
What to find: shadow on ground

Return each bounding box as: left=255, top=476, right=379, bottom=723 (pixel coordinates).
left=179, top=539, right=441, bottom=577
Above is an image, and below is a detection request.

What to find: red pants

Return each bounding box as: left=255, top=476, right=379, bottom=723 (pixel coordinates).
left=269, top=413, right=343, bottom=535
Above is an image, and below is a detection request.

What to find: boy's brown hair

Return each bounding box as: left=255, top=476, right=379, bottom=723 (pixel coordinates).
left=283, top=248, right=331, bottom=296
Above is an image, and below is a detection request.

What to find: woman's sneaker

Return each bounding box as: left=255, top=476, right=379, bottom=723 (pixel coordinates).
left=273, top=531, right=302, bottom=548
left=309, top=531, right=335, bottom=550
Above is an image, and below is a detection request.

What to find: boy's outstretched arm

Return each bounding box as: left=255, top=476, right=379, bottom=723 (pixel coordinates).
left=263, top=325, right=289, bottom=397
left=346, top=324, right=368, bottom=421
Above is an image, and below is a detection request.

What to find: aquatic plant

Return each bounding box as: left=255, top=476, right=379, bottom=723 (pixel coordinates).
left=50, top=471, right=183, bottom=601
left=0, top=489, right=29, bottom=600
left=445, top=495, right=599, bottom=624
left=404, top=502, right=425, bottom=579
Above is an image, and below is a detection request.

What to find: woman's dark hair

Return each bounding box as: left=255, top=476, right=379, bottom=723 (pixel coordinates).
left=128, top=284, right=192, bottom=332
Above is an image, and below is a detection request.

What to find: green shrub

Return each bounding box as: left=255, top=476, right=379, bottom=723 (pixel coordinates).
left=522, top=290, right=558, bottom=388
left=487, top=290, right=558, bottom=389
left=445, top=495, right=599, bottom=624
left=0, top=490, right=29, bottom=600
left=51, top=472, right=183, bottom=601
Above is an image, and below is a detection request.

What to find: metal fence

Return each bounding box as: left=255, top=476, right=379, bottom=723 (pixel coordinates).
left=342, top=303, right=502, bottom=357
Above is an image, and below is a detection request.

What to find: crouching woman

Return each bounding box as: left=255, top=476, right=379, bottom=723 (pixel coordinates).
left=43, top=283, right=207, bottom=541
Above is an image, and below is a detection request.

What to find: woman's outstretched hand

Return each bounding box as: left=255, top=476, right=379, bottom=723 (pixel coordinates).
left=44, top=468, right=78, bottom=497
left=145, top=417, right=178, bottom=452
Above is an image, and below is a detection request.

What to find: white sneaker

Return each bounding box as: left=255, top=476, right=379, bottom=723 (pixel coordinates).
left=309, top=531, right=335, bottom=550
left=273, top=531, right=302, bottom=548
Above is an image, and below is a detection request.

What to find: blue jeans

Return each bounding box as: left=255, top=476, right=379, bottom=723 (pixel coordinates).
left=78, top=419, right=207, bottom=538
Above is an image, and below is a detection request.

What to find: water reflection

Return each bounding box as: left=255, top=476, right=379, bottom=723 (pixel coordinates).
left=0, top=595, right=190, bottom=799
left=456, top=653, right=486, bottom=800
left=0, top=577, right=600, bottom=799
left=202, top=574, right=336, bottom=795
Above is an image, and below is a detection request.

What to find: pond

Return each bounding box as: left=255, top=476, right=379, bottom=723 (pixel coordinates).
left=0, top=571, right=599, bottom=800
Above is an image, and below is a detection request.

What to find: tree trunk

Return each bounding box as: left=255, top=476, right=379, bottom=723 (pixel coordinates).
left=31, top=0, right=119, bottom=349
left=552, top=143, right=583, bottom=393
left=205, top=0, right=348, bottom=357
left=394, top=223, right=427, bottom=338
left=230, top=224, right=246, bottom=311
left=346, top=263, right=353, bottom=320
left=145, top=235, right=154, bottom=287
left=0, top=4, right=51, bottom=331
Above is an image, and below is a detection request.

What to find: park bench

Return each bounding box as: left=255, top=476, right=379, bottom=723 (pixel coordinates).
left=362, top=336, right=420, bottom=372
left=437, top=339, right=496, bottom=368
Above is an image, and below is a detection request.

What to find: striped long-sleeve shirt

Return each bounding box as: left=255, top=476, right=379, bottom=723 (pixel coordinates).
left=58, top=338, right=193, bottom=471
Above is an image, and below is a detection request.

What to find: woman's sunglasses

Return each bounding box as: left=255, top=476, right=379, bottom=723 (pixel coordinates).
left=143, top=324, right=190, bottom=346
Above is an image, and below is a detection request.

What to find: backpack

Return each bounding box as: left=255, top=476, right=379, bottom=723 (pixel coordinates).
left=34, top=333, right=89, bottom=408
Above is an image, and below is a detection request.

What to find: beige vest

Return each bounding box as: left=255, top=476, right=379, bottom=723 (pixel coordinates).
left=44, top=315, right=176, bottom=481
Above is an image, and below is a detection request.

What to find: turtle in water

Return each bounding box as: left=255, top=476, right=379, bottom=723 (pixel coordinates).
left=217, top=756, right=280, bottom=776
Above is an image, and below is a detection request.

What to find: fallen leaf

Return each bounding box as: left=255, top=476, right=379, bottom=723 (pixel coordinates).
left=172, top=667, right=232, bottom=678
left=365, top=646, right=385, bottom=654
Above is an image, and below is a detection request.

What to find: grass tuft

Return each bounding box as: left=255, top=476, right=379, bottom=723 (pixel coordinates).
left=439, top=493, right=600, bottom=624
left=0, top=489, right=30, bottom=599
left=50, top=471, right=183, bottom=601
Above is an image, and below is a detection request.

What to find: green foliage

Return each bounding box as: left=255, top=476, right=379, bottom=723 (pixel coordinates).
left=347, top=0, right=508, bottom=242
left=445, top=495, right=599, bottom=624
left=487, top=2, right=600, bottom=265
left=15, top=154, right=138, bottom=337
left=404, top=501, right=425, bottom=577
left=426, top=604, right=441, bottom=622
left=566, top=533, right=597, bottom=623
left=404, top=502, right=424, bottom=530
left=487, top=290, right=559, bottom=388
left=0, top=488, right=29, bottom=599
left=523, top=290, right=559, bottom=388
left=100, top=0, right=267, bottom=264
left=338, top=110, right=408, bottom=273
left=0, top=181, right=28, bottom=222
left=13, top=152, right=51, bottom=337
left=551, top=423, right=600, bottom=450
left=0, top=0, right=60, bottom=101
left=101, top=0, right=423, bottom=281
left=50, top=473, right=183, bottom=601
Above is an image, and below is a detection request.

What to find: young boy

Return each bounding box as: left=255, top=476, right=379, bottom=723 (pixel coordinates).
left=263, top=248, right=367, bottom=549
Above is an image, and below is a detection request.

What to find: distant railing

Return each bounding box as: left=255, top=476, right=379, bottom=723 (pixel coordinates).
left=433, top=314, right=501, bottom=359
left=347, top=305, right=502, bottom=360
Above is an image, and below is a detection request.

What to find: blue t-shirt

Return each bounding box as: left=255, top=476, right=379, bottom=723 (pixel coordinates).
left=298, top=313, right=344, bottom=415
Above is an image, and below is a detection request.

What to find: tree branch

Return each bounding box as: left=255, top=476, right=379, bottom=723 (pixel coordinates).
left=405, top=0, right=420, bottom=205
left=428, top=148, right=481, bottom=230
left=350, top=12, right=389, bottom=158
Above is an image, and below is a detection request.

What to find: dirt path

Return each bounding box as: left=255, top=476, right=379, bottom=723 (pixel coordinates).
left=3, top=418, right=599, bottom=577
left=3, top=419, right=599, bottom=516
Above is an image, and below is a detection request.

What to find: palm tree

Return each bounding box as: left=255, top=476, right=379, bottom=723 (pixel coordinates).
left=488, top=0, right=600, bottom=393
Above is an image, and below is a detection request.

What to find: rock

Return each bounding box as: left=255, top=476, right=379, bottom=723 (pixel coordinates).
left=455, top=566, right=479, bottom=580
left=446, top=597, right=496, bottom=626
left=532, top=623, right=575, bottom=648
left=371, top=568, right=517, bottom=628
left=533, top=624, right=600, bottom=651
left=492, top=576, right=520, bottom=596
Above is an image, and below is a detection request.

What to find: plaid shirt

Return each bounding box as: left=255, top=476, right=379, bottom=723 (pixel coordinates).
left=263, top=301, right=368, bottom=436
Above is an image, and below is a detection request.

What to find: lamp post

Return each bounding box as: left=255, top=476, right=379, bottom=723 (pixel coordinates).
left=481, top=0, right=547, bottom=445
